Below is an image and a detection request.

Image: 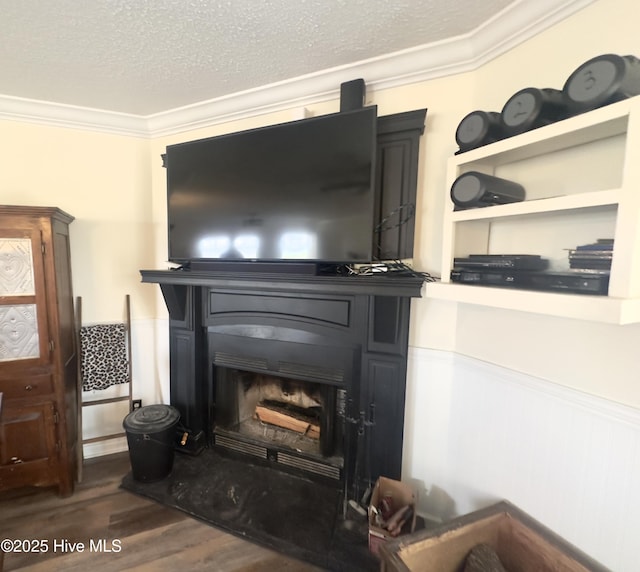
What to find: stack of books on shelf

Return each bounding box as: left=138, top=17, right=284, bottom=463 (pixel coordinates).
left=567, top=239, right=613, bottom=271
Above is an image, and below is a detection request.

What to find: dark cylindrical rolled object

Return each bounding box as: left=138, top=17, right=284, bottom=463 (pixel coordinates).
left=500, top=87, right=568, bottom=136
left=450, top=171, right=525, bottom=210
left=563, top=54, right=640, bottom=113
left=455, top=110, right=504, bottom=153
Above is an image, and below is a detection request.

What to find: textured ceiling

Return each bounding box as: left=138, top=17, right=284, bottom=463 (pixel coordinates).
left=0, top=0, right=516, bottom=116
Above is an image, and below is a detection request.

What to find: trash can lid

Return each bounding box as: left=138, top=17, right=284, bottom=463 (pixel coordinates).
left=123, top=404, right=180, bottom=433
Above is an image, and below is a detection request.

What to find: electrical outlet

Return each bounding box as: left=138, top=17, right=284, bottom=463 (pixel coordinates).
left=132, top=399, right=142, bottom=410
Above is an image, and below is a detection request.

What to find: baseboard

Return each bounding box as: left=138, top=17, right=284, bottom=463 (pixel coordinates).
left=83, top=437, right=128, bottom=459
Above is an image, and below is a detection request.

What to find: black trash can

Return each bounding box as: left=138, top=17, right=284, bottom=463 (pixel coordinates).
left=122, top=404, right=180, bottom=483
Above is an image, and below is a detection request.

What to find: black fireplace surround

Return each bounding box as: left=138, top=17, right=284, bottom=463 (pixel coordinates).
left=141, top=270, right=423, bottom=494
left=131, top=271, right=423, bottom=569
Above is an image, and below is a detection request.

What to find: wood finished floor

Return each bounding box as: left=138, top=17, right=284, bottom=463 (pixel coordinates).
left=0, top=453, right=326, bottom=571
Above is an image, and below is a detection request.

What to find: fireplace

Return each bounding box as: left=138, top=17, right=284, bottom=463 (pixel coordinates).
left=141, top=269, right=423, bottom=503
left=205, top=307, right=367, bottom=493
left=133, top=270, right=423, bottom=570
left=213, top=367, right=344, bottom=480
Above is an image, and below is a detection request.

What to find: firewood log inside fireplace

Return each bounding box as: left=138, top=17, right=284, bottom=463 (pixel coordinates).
left=254, top=401, right=321, bottom=439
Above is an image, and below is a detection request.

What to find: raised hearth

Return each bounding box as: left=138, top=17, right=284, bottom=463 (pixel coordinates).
left=121, top=447, right=379, bottom=571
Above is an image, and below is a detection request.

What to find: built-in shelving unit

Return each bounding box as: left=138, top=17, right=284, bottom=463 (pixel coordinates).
left=427, top=95, right=640, bottom=324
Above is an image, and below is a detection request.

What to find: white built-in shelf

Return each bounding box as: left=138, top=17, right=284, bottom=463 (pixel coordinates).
left=451, top=102, right=629, bottom=167
left=428, top=95, right=640, bottom=324
left=449, top=188, right=621, bottom=222
left=427, top=282, right=640, bottom=325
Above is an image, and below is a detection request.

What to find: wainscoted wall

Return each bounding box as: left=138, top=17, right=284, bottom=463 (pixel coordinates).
left=404, top=347, right=640, bottom=572
left=83, top=320, right=640, bottom=570
left=82, top=317, right=167, bottom=459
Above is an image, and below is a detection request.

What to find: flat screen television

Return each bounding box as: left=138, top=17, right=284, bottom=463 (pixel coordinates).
left=165, top=106, right=377, bottom=267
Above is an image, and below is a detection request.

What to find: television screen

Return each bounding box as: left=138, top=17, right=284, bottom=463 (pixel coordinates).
left=166, top=106, right=377, bottom=265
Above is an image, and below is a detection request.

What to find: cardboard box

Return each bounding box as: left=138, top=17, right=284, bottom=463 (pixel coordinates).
left=368, top=477, right=417, bottom=556
left=378, top=501, right=610, bottom=572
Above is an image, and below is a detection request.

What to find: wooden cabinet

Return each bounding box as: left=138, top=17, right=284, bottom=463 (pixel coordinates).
left=0, top=206, right=77, bottom=496
left=428, top=95, right=640, bottom=324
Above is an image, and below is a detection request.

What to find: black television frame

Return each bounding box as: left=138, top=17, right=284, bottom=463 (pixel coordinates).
left=165, top=107, right=378, bottom=271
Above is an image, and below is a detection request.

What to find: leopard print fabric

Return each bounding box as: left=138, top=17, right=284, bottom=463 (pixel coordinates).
left=80, top=323, right=129, bottom=391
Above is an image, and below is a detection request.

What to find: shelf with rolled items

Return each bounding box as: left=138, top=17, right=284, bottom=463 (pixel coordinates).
left=427, top=94, right=640, bottom=324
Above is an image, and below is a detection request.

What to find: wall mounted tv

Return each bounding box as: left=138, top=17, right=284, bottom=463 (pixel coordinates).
left=165, top=106, right=377, bottom=268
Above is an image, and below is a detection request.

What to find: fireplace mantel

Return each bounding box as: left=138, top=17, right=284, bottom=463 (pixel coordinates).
left=141, top=268, right=424, bottom=497
left=141, top=268, right=424, bottom=297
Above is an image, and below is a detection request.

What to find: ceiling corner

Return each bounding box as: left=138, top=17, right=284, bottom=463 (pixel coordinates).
left=0, top=0, right=596, bottom=139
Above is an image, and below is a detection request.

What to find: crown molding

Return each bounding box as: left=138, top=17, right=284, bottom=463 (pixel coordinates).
left=0, top=0, right=596, bottom=139
left=0, top=94, right=148, bottom=137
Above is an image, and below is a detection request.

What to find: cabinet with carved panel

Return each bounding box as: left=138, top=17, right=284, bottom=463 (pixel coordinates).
left=0, top=206, right=77, bottom=496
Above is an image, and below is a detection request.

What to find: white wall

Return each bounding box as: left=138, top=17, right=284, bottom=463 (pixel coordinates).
left=0, top=121, right=155, bottom=321
left=405, top=348, right=640, bottom=572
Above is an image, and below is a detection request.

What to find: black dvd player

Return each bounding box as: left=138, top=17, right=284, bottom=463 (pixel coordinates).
left=453, top=254, right=549, bottom=271
left=450, top=269, right=610, bottom=295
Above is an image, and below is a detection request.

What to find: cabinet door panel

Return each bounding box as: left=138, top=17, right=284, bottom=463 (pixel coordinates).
left=0, top=402, right=57, bottom=465
left=374, top=109, right=426, bottom=261
left=362, top=356, right=407, bottom=482
left=0, top=228, right=50, bottom=368
left=170, top=328, right=205, bottom=432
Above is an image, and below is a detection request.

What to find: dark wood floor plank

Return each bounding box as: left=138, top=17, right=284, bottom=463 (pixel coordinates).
left=0, top=454, right=130, bottom=521
left=107, top=501, right=187, bottom=538
left=0, top=453, right=325, bottom=572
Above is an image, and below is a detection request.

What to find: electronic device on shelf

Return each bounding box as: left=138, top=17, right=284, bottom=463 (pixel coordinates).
left=563, top=54, right=640, bottom=114
left=450, top=171, right=525, bottom=209
left=567, top=239, right=614, bottom=270
left=455, top=110, right=504, bottom=153
left=500, top=87, right=569, bottom=136
left=568, top=251, right=613, bottom=270
left=453, top=254, right=549, bottom=271
left=450, top=268, right=610, bottom=295
left=165, top=106, right=377, bottom=266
